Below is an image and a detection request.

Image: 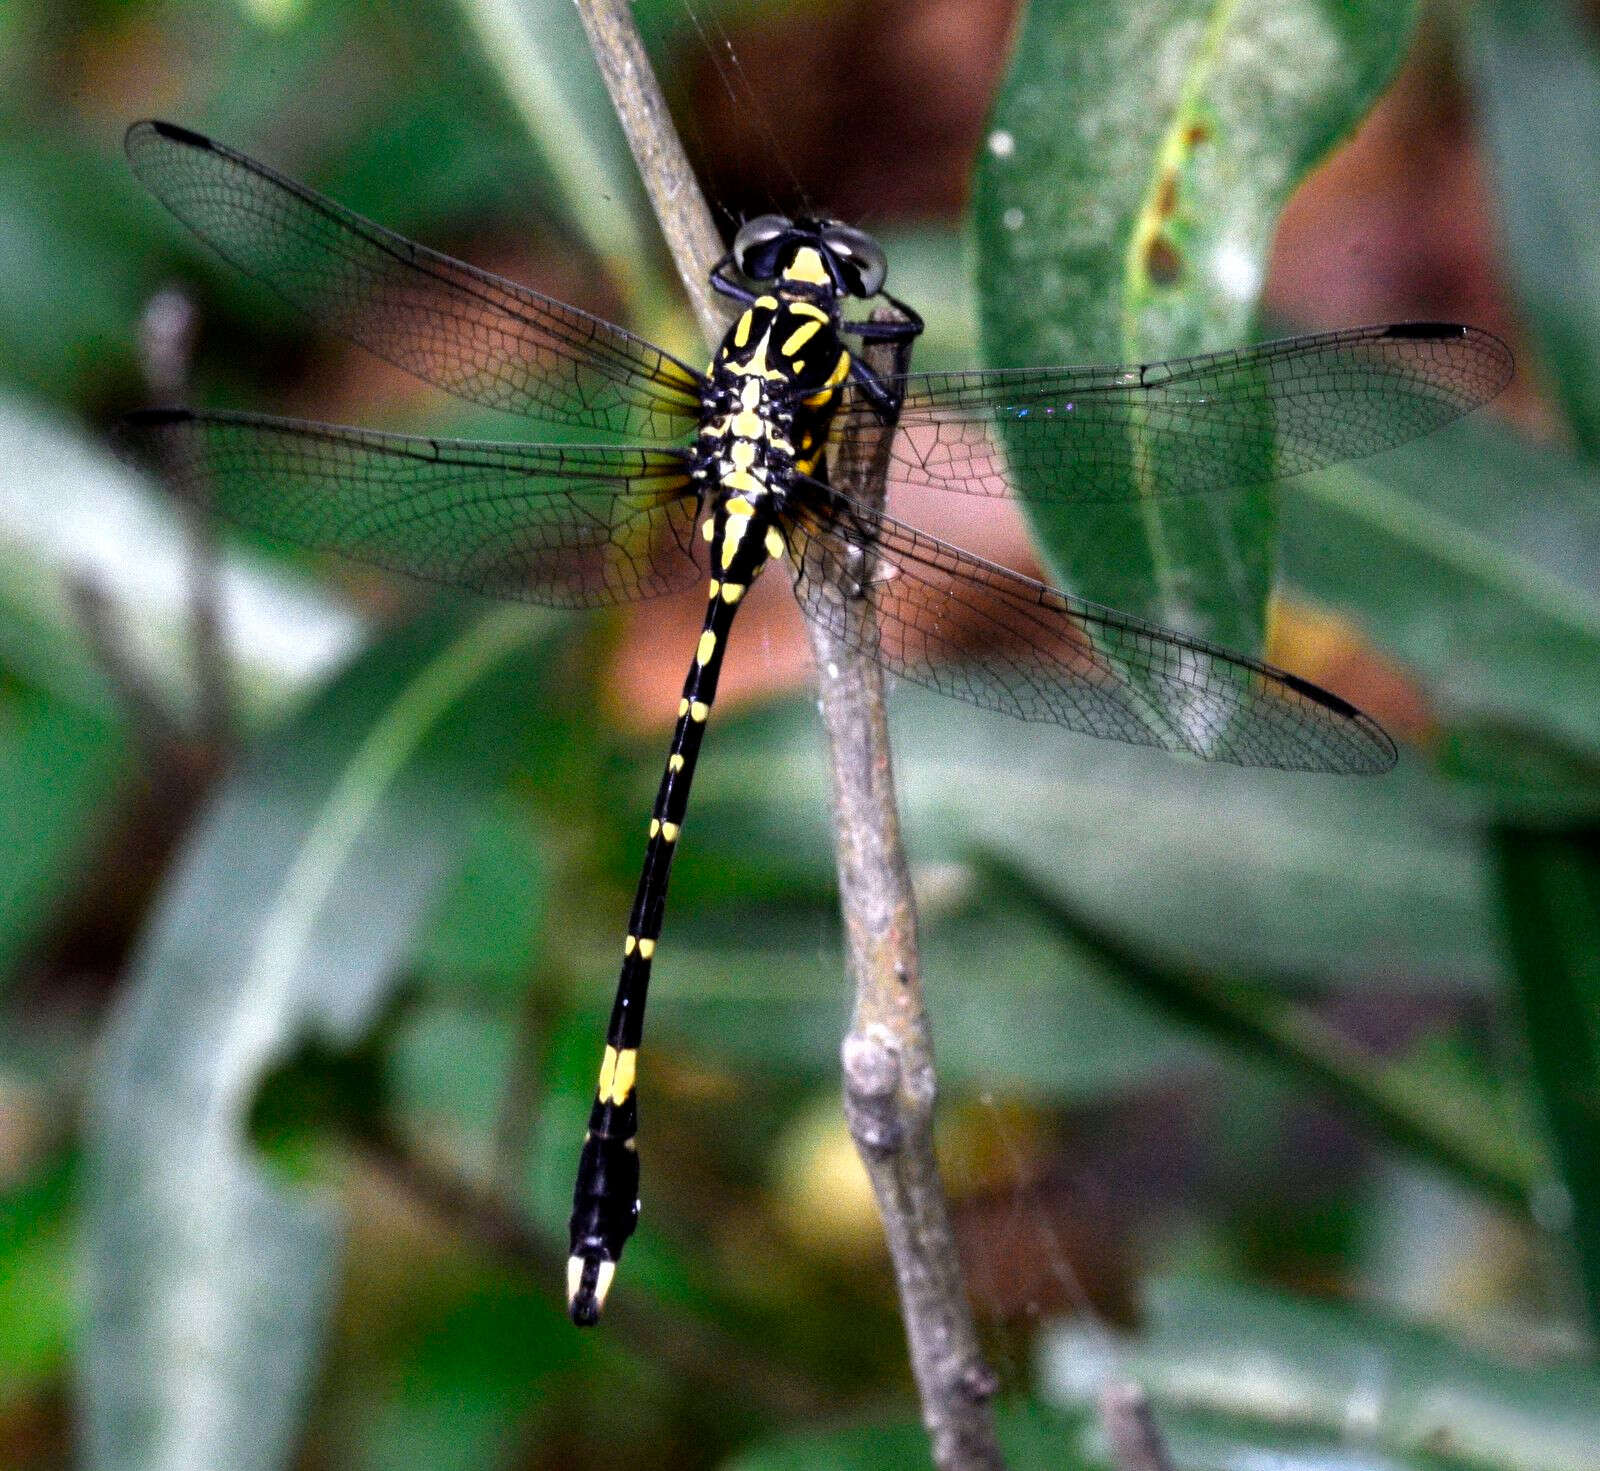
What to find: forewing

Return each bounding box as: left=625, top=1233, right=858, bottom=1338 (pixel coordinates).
left=125, top=120, right=705, bottom=438
left=119, top=409, right=705, bottom=608
left=832, top=323, right=1512, bottom=501
left=784, top=479, right=1395, bottom=774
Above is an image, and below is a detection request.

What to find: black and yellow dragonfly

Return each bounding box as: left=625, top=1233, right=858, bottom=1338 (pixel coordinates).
left=119, top=120, right=1512, bottom=1326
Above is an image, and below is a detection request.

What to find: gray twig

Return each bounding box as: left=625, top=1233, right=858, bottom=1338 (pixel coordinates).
left=1099, top=1380, right=1176, bottom=1471
left=138, top=286, right=234, bottom=761
left=571, top=0, right=728, bottom=344
left=572, top=7, right=1002, bottom=1464
left=804, top=315, right=1003, bottom=1470
left=67, top=574, right=186, bottom=771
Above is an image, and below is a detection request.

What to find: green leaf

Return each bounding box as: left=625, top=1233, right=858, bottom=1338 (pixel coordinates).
left=0, top=124, right=154, bottom=405
left=1042, top=1276, right=1600, bottom=1471
left=1470, top=2, right=1600, bottom=461
left=987, top=854, right=1544, bottom=1210
left=0, top=392, right=362, bottom=725
left=0, top=685, right=125, bottom=988
left=688, top=693, right=1498, bottom=990
left=80, top=609, right=560, bottom=1471
left=411, top=800, right=547, bottom=997
left=638, top=904, right=1204, bottom=1098
left=1280, top=421, right=1600, bottom=769
left=0, top=1156, right=76, bottom=1407
left=340, top=1276, right=578, bottom=1471
left=1493, top=826, right=1600, bottom=1340
left=974, top=0, right=1416, bottom=651
left=384, top=999, right=522, bottom=1172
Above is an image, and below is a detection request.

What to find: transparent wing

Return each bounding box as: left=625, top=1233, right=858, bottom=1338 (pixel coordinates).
left=783, top=478, right=1395, bottom=774
left=831, top=323, right=1512, bottom=501
left=125, top=120, right=706, bottom=439
left=119, top=409, right=705, bottom=608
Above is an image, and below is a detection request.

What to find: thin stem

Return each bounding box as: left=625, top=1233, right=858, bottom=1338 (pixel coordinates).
left=568, top=6, right=1003, bottom=1463
left=571, top=0, right=728, bottom=344
left=67, top=575, right=186, bottom=773
left=804, top=319, right=1003, bottom=1471
left=138, top=286, right=234, bottom=762
left=1099, top=1382, right=1176, bottom=1471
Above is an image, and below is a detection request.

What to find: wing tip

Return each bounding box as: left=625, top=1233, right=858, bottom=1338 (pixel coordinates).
left=1382, top=320, right=1515, bottom=396
left=1274, top=668, right=1398, bottom=775
left=1347, top=719, right=1399, bottom=775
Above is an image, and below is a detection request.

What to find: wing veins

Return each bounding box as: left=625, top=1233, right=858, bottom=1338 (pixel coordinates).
left=126, top=121, right=705, bottom=435
left=785, top=476, right=1394, bottom=773
left=117, top=408, right=705, bottom=608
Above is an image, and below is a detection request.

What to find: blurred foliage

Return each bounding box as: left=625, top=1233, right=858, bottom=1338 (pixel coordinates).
left=975, top=0, right=1417, bottom=652
left=3, top=0, right=1600, bottom=1469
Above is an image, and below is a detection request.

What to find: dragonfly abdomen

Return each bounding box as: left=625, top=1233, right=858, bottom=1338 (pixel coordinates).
left=569, top=282, right=856, bottom=1325
left=566, top=478, right=788, bottom=1324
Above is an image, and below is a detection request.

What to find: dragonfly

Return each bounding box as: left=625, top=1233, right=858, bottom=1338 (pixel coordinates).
left=118, top=119, right=1512, bottom=1327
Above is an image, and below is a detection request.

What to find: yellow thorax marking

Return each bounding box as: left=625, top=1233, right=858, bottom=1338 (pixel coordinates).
left=803, top=349, right=851, bottom=407
left=765, top=526, right=786, bottom=560
left=790, top=301, right=828, bottom=323
left=781, top=319, right=822, bottom=357
left=746, top=333, right=773, bottom=379
left=733, top=308, right=753, bottom=348
left=726, top=329, right=786, bottom=383
left=783, top=246, right=830, bottom=286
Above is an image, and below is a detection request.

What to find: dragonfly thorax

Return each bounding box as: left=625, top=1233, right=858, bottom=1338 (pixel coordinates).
left=696, top=292, right=854, bottom=504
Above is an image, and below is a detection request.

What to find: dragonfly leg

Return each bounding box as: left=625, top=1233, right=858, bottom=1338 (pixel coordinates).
left=842, top=294, right=923, bottom=416
left=709, top=254, right=761, bottom=306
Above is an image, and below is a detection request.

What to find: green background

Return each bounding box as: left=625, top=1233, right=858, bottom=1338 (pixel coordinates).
left=3, top=0, right=1600, bottom=1467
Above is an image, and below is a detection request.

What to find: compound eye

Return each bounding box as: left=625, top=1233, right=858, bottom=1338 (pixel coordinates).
left=732, top=214, right=794, bottom=280
left=821, top=224, right=887, bottom=297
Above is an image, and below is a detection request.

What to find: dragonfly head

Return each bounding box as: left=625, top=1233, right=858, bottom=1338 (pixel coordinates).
left=730, top=214, right=887, bottom=300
